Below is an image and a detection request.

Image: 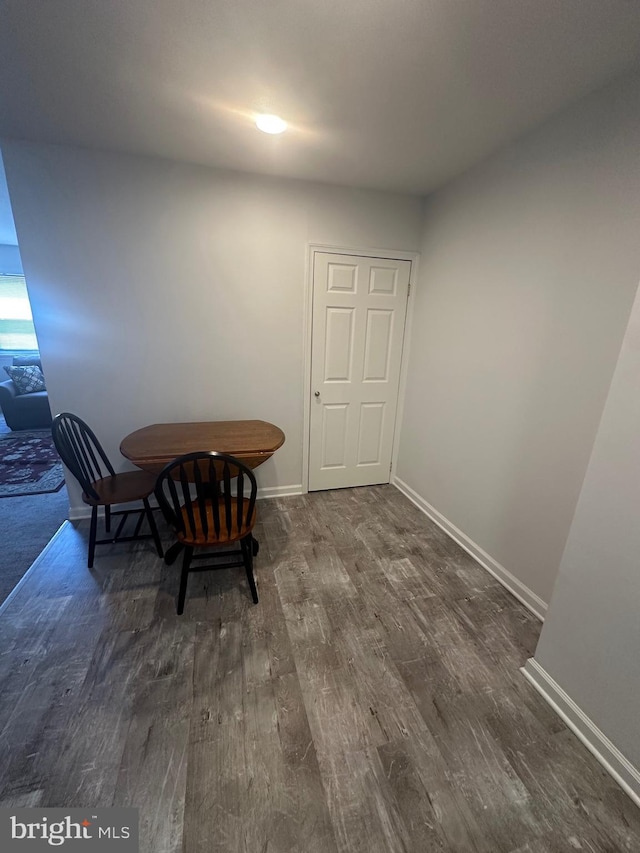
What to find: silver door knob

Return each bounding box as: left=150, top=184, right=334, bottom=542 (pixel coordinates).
left=314, top=391, right=320, bottom=397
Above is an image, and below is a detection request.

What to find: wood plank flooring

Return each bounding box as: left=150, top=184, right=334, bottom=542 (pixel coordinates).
left=0, top=485, right=638, bottom=852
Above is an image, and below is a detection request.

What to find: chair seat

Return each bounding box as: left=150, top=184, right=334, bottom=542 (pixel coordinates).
left=177, top=498, right=256, bottom=546
left=82, top=470, right=158, bottom=506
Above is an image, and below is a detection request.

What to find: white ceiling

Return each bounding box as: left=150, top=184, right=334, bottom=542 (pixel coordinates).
left=1, top=0, right=640, bottom=195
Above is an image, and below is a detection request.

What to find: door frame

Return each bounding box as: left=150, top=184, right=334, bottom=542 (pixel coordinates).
left=302, top=243, right=420, bottom=493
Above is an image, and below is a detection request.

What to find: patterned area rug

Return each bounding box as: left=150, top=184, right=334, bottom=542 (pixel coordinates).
left=0, top=428, right=64, bottom=497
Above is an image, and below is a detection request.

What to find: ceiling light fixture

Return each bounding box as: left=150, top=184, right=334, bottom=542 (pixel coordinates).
left=255, top=114, right=287, bottom=134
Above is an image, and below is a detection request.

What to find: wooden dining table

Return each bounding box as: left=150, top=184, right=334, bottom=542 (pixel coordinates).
left=120, top=419, right=285, bottom=565
left=120, top=419, right=285, bottom=475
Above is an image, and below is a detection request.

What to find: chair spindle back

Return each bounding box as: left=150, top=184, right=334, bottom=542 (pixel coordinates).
left=51, top=412, right=116, bottom=501
left=155, top=451, right=257, bottom=543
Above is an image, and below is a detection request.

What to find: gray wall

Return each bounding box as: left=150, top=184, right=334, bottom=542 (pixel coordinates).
left=533, top=279, right=640, bottom=769
left=397, top=70, right=640, bottom=605
left=2, top=141, right=423, bottom=511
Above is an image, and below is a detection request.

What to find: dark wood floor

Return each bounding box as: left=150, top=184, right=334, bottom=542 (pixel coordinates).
left=0, top=485, right=638, bottom=852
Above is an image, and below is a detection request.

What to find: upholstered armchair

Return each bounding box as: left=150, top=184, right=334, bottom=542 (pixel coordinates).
left=0, top=355, right=53, bottom=430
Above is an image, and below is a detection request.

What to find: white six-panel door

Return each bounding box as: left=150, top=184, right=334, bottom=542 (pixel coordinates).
left=309, top=251, right=411, bottom=491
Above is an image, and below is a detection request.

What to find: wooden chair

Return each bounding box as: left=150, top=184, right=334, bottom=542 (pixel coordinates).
left=154, top=451, right=259, bottom=614
left=51, top=412, right=163, bottom=568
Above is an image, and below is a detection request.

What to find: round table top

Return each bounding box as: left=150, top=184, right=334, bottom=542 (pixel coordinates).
left=120, top=419, right=285, bottom=473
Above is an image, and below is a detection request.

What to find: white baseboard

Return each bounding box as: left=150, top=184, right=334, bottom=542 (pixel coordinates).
left=522, top=658, right=640, bottom=807
left=69, top=507, right=90, bottom=522
left=392, top=476, right=547, bottom=621
left=68, top=484, right=304, bottom=521
left=257, top=484, right=303, bottom=500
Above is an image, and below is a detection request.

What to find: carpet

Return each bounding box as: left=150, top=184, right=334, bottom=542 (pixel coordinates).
left=0, top=428, right=65, bottom=497
left=0, top=414, right=69, bottom=605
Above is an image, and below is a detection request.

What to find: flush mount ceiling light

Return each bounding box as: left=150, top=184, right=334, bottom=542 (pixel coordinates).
left=255, top=114, right=287, bottom=134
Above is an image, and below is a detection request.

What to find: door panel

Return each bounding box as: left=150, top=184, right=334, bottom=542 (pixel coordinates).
left=322, top=404, right=349, bottom=469
left=369, top=265, right=398, bottom=294
left=357, top=402, right=385, bottom=465
left=324, top=308, right=354, bottom=381
left=327, top=262, right=358, bottom=292
left=363, top=309, right=393, bottom=381
left=309, top=251, right=411, bottom=491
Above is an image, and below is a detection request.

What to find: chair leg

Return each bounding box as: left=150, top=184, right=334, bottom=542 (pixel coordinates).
left=143, top=498, right=164, bottom=558
left=88, top=505, right=98, bottom=569
left=164, top=542, right=184, bottom=566
left=132, top=508, right=146, bottom=539
left=242, top=536, right=259, bottom=604
left=177, top=546, right=193, bottom=615
left=105, top=505, right=111, bottom=533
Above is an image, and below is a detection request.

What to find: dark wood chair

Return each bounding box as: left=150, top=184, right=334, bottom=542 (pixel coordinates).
left=51, top=412, right=163, bottom=568
left=154, top=451, right=259, bottom=614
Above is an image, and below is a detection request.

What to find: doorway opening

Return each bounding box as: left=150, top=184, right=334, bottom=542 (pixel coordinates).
left=0, top=150, right=67, bottom=606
